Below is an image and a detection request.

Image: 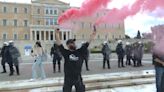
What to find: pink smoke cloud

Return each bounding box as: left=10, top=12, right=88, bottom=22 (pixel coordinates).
left=57, top=0, right=110, bottom=25
left=95, top=0, right=145, bottom=25
left=95, top=0, right=164, bottom=25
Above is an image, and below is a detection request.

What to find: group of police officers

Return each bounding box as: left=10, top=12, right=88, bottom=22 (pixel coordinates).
left=50, top=39, right=144, bottom=73
left=0, top=40, right=144, bottom=77
left=0, top=41, right=21, bottom=76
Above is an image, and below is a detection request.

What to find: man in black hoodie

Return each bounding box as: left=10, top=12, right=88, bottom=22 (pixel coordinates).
left=55, top=27, right=96, bottom=92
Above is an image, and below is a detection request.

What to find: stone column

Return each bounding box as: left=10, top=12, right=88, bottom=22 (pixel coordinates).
left=48, top=31, right=51, bottom=41
left=66, top=31, right=69, bottom=40
left=53, top=31, right=55, bottom=40
left=30, top=30, right=33, bottom=40
left=34, top=31, right=37, bottom=41
left=44, top=31, right=46, bottom=41
left=61, top=31, right=64, bottom=41
left=39, top=31, right=42, bottom=40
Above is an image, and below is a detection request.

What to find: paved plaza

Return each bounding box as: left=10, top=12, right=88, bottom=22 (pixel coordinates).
left=0, top=53, right=153, bottom=82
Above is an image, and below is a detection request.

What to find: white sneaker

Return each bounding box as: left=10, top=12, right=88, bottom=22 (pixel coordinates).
left=29, top=79, right=36, bottom=82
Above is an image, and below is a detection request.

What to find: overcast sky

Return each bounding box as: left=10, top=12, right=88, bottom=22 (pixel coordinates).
left=1, top=0, right=164, bottom=37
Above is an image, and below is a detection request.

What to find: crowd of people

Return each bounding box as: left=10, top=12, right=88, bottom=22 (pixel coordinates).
left=1, top=29, right=163, bottom=92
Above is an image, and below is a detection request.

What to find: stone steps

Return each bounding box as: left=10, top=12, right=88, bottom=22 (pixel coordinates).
left=0, top=70, right=155, bottom=92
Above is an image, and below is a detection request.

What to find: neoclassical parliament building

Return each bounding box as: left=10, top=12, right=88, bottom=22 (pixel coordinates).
left=0, top=0, right=125, bottom=42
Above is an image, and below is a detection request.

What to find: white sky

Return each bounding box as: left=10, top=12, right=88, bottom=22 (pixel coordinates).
left=1, top=0, right=164, bottom=37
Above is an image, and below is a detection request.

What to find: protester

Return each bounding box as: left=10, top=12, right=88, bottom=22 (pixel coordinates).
left=50, top=42, right=62, bottom=73
left=125, top=42, right=132, bottom=66
left=31, top=41, right=46, bottom=81
left=102, top=41, right=111, bottom=69
left=0, top=42, right=9, bottom=73
left=81, top=42, right=90, bottom=71
left=8, top=41, right=21, bottom=75
left=153, top=53, right=164, bottom=92
left=116, top=40, right=125, bottom=68
left=55, top=27, right=96, bottom=92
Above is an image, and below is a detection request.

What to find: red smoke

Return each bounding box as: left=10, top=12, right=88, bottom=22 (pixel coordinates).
left=95, top=0, right=164, bottom=25
left=57, top=0, right=110, bottom=24
left=95, top=0, right=145, bottom=25
left=58, top=0, right=164, bottom=26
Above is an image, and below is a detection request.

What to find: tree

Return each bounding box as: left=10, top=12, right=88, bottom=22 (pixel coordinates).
left=136, top=30, right=141, bottom=39
left=125, top=35, right=131, bottom=39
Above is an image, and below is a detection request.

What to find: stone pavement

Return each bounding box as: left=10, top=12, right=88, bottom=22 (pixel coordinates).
left=0, top=70, right=155, bottom=92
left=0, top=53, right=153, bottom=82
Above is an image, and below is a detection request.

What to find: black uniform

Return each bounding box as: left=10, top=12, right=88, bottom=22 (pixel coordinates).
left=59, top=42, right=89, bottom=92
left=116, top=43, right=125, bottom=68
left=50, top=44, right=62, bottom=73
left=5, top=45, right=14, bottom=76
left=1, top=46, right=7, bottom=73
left=82, top=43, right=90, bottom=71
left=125, top=45, right=132, bottom=66
left=8, top=45, right=21, bottom=75
left=102, top=44, right=111, bottom=69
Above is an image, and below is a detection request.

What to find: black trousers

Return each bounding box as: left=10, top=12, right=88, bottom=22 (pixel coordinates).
left=137, top=58, right=142, bottom=66
left=1, top=59, right=6, bottom=72
left=83, top=57, right=89, bottom=70
left=53, top=58, right=61, bottom=72
left=126, top=55, right=131, bottom=65
left=8, top=62, right=14, bottom=75
left=63, top=76, right=85, bottom=92
left=118, top=55, right=124, bottom=67
left=14, top=65, right=20, bottom=75
left=103, top=57, right=110, bottom=69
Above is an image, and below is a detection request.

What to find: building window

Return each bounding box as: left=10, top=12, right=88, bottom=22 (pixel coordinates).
left=54, top=10, right=57, bottom=15
left=14, top=20, right=17, bottom=27
left=3, top=19, right=7, bottom=26
left=14, top=8, right=17, bottom=13
left=37, top=20, right=41, bottom=25
left=14, top=34, right=18, bottom=40
left=24, top=20, right=28, bottom=27
left=46, top=9, right=48, bottom=14
left=46, top=19, right=49, bottom=25
left=24, top=8, right=28, bottom=14
left=50, top=19, right=53, bottom=25
left=3, top=33, right=7, bottom=40
left=50, top=10, right=53, bottom=14
left=37, top=9, right=40, bottom=14
left=54, top=18, right=57, bottom=25
left=24, top=34, right=28, bottom=40
left=3, top=7, right=7, bottom=13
